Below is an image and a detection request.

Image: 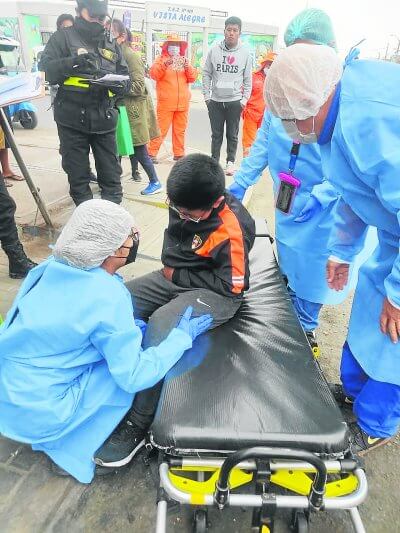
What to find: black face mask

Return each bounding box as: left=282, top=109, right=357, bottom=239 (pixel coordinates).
left=75, top=16, right=105, bottom=42
left=123, top=239, right=139, bottom=265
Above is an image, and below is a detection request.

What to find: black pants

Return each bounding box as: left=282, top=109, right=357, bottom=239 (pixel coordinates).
left=125, top=270, right=242, bottom=429
left=207, top=100, right=242, bottom=164
left=129, top=144, right=158, bottom=183
left=57, top=124, right=122, bottom=206
left=0, top=173, right=19, bottom=248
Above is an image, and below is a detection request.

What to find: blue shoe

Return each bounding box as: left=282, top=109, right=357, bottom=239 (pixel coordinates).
left=141, top=181, right=162, bottom=195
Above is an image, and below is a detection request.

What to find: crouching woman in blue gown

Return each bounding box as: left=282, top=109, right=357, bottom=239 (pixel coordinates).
left=0, top=199, right=212, bottom=483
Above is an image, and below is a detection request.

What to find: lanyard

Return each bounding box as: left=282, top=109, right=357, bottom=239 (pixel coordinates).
left=288, top=141, right=300, bottom=174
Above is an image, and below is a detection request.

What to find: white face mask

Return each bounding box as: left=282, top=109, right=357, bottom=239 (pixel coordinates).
left=168, top=45, right=180, bottom=57
left=282, top=117, right=318, bottom=144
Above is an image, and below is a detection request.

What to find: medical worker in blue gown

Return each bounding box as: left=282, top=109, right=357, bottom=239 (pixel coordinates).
left=0, top=199, right=212, bottom=483
left=265, top=43, right=400, bottom=454
left=229, top=9, right=371, bottom=350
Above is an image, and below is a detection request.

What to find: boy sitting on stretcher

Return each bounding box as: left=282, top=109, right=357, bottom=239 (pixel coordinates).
left=94, top=153, right=256, bottom=469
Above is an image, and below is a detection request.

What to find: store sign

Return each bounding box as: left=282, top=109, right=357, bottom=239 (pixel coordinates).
left=146, top=2, right=210, bottom=27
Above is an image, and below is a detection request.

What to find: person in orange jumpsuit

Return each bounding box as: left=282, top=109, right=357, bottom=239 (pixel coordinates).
left=148, top=35, right=197, bottom=162
left=241, top=51, right=276, bottom=157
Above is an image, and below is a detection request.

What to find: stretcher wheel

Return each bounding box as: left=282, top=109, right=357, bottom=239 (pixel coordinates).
left=193, top=509, right=208, bottom=532
left=291, top=510, right=309, bottom=533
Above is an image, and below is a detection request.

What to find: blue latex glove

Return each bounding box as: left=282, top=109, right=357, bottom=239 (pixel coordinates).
left=294, top=195, right=321, bottom=223
left=227, top=182, right=247, bottom=202
left=134, top=319, right=147, bottom=337
left=176, top=306, right=213, bottom=341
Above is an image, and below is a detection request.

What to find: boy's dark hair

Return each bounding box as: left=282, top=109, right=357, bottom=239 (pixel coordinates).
left=56, top=14, right=74, bottom=30
left=167, top=154, right=225, bottom=210
left=225, top=16, right=242, bottom=31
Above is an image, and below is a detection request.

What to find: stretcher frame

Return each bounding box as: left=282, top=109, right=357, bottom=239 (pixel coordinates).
left=151, top=224, right=368, bottom=532
left=154, top=446, right=367, bottom=533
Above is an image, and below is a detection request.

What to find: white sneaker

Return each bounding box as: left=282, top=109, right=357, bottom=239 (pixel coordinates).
left=225, top=161, right=235, bottom=176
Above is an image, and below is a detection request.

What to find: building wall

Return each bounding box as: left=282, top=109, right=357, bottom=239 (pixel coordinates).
left=1, top=1, right=278, bottom=72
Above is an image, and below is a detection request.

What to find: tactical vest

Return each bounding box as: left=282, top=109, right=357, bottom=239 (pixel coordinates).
left=62, top=26, right=119, bottom=92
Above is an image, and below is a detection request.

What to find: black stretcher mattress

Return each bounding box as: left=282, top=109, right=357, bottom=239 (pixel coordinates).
left=150, top=221, right=348, bottom=455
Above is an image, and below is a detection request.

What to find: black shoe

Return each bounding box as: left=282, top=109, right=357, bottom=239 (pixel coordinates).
left=305, top=330, right=320, bottom=358
left=131, top=170, right=142, bottom=182
left=349, top=422, right=392, bottom=456
left=329, top=383, right=354, bottom=407
left=93, top=418, right=146, bottom=468
left=89, top=171, right=97, bottom=183
left=3, top=242, right=37, bottom=279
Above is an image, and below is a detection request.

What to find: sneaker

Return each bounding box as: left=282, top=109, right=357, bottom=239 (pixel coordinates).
left=349, top=421, right=392, bottom=456
left=141, top=181, right=162, bottom=195
left=329, top=383, right=354, bottom=407
left=93, top=418, right=146, bottom=467
left=132, top=170, right=142, bottom=182
left=225, top=161, right=235, bottom=176
left=305, top=330, right=320, bottom=358
left=149, top=156, right=159, bottom=164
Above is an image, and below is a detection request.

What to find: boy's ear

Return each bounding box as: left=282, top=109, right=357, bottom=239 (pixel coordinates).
left=212, top=196, right=225, bottom=209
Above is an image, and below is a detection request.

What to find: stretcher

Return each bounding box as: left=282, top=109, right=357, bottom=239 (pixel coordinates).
left=150, top=220, right=367, bottom=533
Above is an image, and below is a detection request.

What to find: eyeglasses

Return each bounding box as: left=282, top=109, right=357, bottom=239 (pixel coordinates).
left=120, top=229, right=139, bottom=249
left=165, top=197, right=207, bottom=224
left=129, top=229, right=140, bottom=243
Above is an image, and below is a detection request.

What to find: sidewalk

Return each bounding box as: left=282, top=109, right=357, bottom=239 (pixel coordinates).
left=0, top=123, right=247, bottom=533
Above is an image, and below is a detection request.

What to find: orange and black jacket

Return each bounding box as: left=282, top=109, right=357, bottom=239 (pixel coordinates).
left=162, top=193, right=256, bottom=298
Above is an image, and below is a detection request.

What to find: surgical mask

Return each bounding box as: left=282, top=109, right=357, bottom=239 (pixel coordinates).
left=113, top=230, right=140, bottom=265
left=168, top=45, right=180, bottom=57
left=123, top=240, right=139, bottom=265
left=282, top=117, right=318, bottom=145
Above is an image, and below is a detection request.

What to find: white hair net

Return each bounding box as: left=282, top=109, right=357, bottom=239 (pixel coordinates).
left=264, top=43, right=343, bottom=120
left=53, top=199, right=135, bottom=270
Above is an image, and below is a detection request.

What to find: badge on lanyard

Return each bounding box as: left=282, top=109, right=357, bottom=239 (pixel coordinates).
left=276, top=142, right=301, bottom=214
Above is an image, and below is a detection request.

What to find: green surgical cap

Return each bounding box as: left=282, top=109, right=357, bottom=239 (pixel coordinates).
left=284, top=8, right=337, bottom=50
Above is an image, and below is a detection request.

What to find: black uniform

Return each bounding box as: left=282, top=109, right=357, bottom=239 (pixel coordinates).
left=0, top=173, right=19, bottom=247
left=39, top=18, right=129, bottom=205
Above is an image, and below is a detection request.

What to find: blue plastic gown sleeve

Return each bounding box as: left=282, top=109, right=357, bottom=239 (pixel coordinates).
left=234, top=111, right=271, bottom=189
left=310, top=179, right=339, bottom=209
left=328, top=198, right=369, bottom=263
left=90, top=294, right=192, bottom=393
left=378, top=165, right=400, bottom=308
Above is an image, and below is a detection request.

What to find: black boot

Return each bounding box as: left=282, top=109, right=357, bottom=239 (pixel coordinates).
left=3, top=242, right=37, bottom=279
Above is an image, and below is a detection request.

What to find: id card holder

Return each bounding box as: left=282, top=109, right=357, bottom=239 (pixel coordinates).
left=276, top=172, right=301, bottom=214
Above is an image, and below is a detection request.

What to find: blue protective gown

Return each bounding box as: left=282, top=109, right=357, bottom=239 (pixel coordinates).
left=319, top=58, right=400, bottom=387
left=0, top=258, right=192, bottom=483
left=234, top=111, right=372, bottom=306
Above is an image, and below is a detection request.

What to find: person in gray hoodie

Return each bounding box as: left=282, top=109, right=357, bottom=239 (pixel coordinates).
left=202, top=16, right=252, bottom=176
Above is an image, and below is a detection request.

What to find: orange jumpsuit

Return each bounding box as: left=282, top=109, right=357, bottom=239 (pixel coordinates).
left=148, top=41, right=197, bottom=159
left=242, top=69, right=266, bottom=157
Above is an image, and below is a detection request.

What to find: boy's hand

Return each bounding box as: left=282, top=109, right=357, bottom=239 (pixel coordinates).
left=162, top=266, right=175, bottom=281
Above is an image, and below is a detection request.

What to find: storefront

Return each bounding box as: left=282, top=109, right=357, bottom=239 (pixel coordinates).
left=1, top=0, right=278, bottom=80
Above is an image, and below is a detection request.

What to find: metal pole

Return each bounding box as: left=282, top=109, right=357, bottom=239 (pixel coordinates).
left=0, top=107, right=54, bottom=227
left=155, top=500, right=168, bottom=533
left=349, top=507, right=366, bottom=533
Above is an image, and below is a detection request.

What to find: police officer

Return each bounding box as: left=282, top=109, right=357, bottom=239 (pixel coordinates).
left=0, top=171, right=36, bottom=278
left=39, top=0, right=129, bottom=206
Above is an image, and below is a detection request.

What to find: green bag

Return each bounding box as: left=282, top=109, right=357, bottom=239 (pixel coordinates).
left=116, top=105, right=134, bottom=156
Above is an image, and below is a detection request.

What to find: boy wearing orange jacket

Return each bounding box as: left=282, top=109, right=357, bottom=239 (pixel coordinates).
left=148, top=34, right=197, bottom=162
left=242, top=51, right=276, bottom=157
